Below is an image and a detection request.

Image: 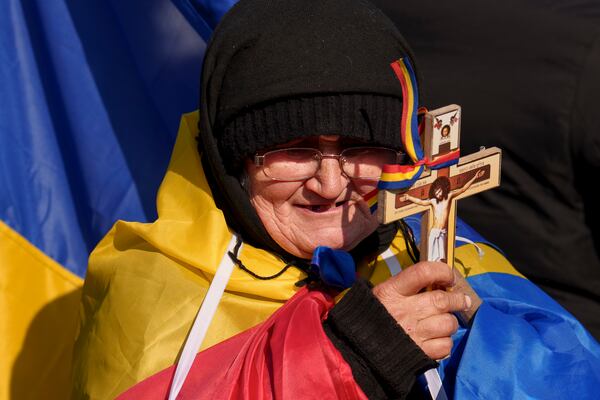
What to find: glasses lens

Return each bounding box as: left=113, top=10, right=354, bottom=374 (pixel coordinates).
left=341, top=147, right=399, bottom=179
left=262, top=148, right=320, bottom=181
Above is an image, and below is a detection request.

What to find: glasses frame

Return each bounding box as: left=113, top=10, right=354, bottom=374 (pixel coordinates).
left=254, top=146, right=404, bottom=182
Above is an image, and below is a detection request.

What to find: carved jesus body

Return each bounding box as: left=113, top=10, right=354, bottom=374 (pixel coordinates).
left=401, top=169, right=484, bottom=262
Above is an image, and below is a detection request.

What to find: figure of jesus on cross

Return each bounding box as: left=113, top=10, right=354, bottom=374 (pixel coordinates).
left=400, top=169, right=485, bottom=263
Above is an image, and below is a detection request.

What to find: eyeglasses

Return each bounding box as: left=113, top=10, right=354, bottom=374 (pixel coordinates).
left=254, top=147, right=405, bottom=181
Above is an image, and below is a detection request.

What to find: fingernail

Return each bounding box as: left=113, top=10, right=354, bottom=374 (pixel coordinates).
left=464, top=295, right=472, bottom=310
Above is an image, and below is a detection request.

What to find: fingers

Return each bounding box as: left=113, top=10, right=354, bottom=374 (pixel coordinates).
left=421, top=337, right=454, bottom=360
left=418, top=313, right=459, bottom=340
left=371, top=262, right=475, bottom=360
left=415, top=314, right=459, bottom=359
left=449, top=269, right=483, bottom=325
left=411, top=290, right=472, bottom=319
left=386, top=261, right=455, bottom=296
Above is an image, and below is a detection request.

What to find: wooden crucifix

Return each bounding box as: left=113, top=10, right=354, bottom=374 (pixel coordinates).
left=378, top=104, right=502, bottom=267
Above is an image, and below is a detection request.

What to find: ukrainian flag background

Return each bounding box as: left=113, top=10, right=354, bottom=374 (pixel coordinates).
left=0, top=1, right=235, bottom=398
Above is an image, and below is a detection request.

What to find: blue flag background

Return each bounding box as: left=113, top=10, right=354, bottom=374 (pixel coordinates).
left=0, top=1, right=234, bottom=398
left=2, top=1, right=599, bottom=399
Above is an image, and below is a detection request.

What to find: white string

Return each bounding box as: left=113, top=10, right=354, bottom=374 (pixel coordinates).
left=381, top=248, right=402, bottom=276
left=424, top=369, right=448, bottom=400
left=456, top=235, right=485, bottom=258
left=167, top=234, right=241, bottom=400
left=381, top=247, right=448, bottom=400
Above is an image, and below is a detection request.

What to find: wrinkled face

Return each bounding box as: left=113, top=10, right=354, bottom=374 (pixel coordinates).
left=246, top=135, right=380, bottom=259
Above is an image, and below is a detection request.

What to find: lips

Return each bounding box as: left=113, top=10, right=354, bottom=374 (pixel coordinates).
left=297, top=201, right=348, bottom=213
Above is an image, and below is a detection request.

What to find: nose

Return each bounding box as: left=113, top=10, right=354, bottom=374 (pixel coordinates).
left=304, top=156, right=348, bottom=199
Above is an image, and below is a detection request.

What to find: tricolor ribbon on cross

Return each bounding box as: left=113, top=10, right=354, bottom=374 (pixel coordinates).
left=366, top=58, right=460, bottom=213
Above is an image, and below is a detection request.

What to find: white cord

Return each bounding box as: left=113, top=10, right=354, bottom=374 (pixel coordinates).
left=381, top=247, right=449, bottom=400
left=167, top=234, right=241, bottom=400
left=456, top=235, right=485, bottom=258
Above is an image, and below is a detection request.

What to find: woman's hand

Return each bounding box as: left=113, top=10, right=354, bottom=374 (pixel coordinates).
left=372, top=261, right=473, bottom=360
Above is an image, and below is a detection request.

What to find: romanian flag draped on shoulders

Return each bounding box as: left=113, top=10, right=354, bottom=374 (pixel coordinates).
left=0, top=1, right=234, bottom=399
left=3, top=1, right=600, bottom=400
left=105, top=111, right=600, bottom=400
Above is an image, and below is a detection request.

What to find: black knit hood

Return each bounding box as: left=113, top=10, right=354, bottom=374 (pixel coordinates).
left=197, top=0, right=421, bottom=260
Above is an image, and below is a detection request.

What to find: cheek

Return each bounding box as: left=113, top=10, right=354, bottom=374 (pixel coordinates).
left=249, top=181, right=301, bottom=220
left=351, top=180, right=379, bottom=195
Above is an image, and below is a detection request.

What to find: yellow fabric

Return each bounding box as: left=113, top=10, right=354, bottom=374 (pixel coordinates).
left=0, top=220, right=82, bottom=400
left=369, top=239, right=523, bottom=285
left=72, top=111, right=524, bottom=400
left=72, top=112, right=307, bottom=400
left=351, top=229, right=519, bottom=286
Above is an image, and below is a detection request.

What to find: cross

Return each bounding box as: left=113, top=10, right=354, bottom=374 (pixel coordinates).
left=378, top=104, right=501, bottom=268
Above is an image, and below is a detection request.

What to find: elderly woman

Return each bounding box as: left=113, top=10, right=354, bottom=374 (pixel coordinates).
left=72, top=0, right=600, bottom=399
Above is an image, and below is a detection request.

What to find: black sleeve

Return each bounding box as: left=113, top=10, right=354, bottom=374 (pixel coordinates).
left=323, top=279, right=437, bottom=399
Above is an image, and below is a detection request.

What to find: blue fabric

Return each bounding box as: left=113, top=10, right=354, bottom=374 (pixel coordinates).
left=311, top=246, right=356, bottom=290
left=310, top=234, right=600, bottom=397
left=314, top=241, right=600, bottom=397
left=311, top=242, right=600, bottom=397
left=1, top=0, right=234, bottom=277
left=438, top=272, right=600, bottom=399
left=174, top=0, right=238, bottom=36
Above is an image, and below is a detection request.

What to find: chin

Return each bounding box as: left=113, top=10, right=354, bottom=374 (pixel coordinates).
left=259, top=205, right=379, bottom=259
left=296, top=225, right=376, bottom=257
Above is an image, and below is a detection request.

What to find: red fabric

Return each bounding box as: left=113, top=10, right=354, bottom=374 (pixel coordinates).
left=117, top=288, right=367, bottom=400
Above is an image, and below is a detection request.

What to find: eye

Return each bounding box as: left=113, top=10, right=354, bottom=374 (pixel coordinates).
left=341, top=147, right=399, bottom=179
left=343, top=147, right=398, bottom=165
left=261, top=148, right=321, bottom=181
left=282, top=148, right=317, bottom=160
left=263, top=148, right=320, bottom=168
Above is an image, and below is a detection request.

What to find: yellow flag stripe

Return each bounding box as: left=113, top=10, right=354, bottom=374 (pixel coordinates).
left=0, top=220, right=82, bottom=400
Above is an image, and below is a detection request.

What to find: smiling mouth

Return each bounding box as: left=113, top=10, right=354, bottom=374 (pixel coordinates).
left=298, top=201, right=348, bottom=213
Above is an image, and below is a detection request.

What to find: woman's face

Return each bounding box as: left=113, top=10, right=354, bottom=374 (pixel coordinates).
left=246, top=135, right=380, bottom=259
